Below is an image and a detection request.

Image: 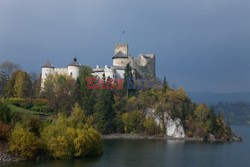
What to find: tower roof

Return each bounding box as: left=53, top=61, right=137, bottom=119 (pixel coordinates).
left=112, top=51, right=128, bottom=59
left=42, top=60, right=54, bottom=68
left=68, top=57, right=80, bottom=67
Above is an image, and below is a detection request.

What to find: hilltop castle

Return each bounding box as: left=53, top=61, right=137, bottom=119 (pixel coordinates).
left=41, top=44, right=156, bottom=89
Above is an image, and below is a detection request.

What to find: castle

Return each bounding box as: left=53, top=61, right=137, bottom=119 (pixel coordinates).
left=41, top=44, right=156, bottom=89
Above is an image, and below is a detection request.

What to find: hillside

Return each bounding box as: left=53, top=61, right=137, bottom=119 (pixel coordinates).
left=188, top=92, right=250, bottom=104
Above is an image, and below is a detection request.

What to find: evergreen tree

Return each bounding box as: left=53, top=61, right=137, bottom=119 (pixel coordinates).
left=94, top=79, right=116, bottom=134
left=0, top=70, right=8, bottom=97
left=163, top=76, right=168, bottom=91
left=123, top=63, right=135, bottom=97
left=78, top=66, right=95, bottom=115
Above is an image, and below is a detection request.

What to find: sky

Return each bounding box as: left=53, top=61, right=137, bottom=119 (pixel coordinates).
left=0, top=0, right=250, bottom=93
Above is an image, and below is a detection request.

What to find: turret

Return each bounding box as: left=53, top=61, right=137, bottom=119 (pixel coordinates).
left=112, top=44, right=130, bottom=67
left=41, top=60, right=54, bottom=90
left=67, top=57, right=80, bottom=79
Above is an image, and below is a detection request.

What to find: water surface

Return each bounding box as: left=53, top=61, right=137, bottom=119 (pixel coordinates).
left=3, top=126, right=250, bottom=167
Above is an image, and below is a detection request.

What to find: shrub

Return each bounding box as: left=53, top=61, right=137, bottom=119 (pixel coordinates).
left=41, top=109, right=102, bottom=159
left=8, top=124, right=40, bottom=158
left=22, top=116, right=42, bottom=136
left=0, top=121, right=12, bottom=140
left=47, top=136, right=71, bottom=159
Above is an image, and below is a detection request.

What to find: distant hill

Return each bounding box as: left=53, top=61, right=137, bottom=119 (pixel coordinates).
left=187, top=92, right=250, bottom=125
left=213, top=102, right=250, bottom=125
left=187, top=92, right=250, bottom=104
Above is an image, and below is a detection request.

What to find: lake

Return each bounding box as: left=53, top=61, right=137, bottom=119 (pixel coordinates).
left=3, top=126, right=250, bottom=167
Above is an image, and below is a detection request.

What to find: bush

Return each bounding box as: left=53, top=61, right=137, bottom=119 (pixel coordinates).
left=22, top=116, right=42, bottom=136
left=41, top=108, right=102, bottom=159
left=0, top=121, right=12, bottom=140
left=47, top=136, right=71, bottom=159
left=8, top=124, right=41, bottom=158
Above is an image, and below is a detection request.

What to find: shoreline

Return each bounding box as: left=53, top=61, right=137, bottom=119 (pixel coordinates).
left=101, top=133, right=204, bottom=141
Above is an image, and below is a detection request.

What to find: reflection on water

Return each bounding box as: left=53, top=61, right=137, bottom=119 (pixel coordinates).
left=2, top=126, right=250, bottom=167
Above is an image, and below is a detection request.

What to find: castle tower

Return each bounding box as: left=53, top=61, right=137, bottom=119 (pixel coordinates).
left=41, top=60, right=54, bottom=90
left=112, top=44, right=130, bottom=67
left=67, top=57, right=80, bottom=79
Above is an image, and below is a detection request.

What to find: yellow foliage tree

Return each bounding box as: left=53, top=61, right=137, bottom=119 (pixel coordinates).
left=9, top=124, right=40, bottom=158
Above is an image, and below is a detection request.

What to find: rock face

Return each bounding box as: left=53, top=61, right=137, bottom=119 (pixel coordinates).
left=145, top=108, right=185, bottom=138
left=166, top=118, right=185, bottom=138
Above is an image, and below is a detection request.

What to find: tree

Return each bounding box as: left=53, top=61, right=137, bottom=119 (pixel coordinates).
left=163, top=76, right=168, bottom=91
left=166, top=88, right=187, bottom=119
left=41, top=109, right=102, bottom=159
left=77, top=66, right=95, bottom=115
left=121, top=111, right=145, bottom=133
left=0, top=61, right=21, bottom=79
left=94, top=82, right=116, bottom=134
left=5, top=70, right=32, bottom=98
left=14, top=71, right=32, bottom=98
left=42, top=74, right=75, bottom=112
left=143, top=118, right=158, bottom=135
left=9, top=124, right=40, bottom=158
left=123, top=63, right=135, bottom=97
left=194, top=104, right=210, bottom=123
left=0, top=70, right=8, bottom=97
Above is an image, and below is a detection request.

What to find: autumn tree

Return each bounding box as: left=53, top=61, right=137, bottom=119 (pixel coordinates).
left=5, top=70, right=32, bottom=98
left=194, top=104, right=210, bottom=123
left=9, top=124, right=40, bottom=158
left=42, top=74, right=75, bottom=112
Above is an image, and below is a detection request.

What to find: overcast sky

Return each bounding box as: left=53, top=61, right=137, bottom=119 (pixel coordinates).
left=0, top=0, right=250, bottom=93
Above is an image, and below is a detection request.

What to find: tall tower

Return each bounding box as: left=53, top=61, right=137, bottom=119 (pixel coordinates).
left=41, top=60, right=54, bottom=90
left=112, top=44, right=130, bottom=67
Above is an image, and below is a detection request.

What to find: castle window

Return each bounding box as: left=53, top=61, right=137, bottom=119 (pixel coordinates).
left=70, top=72, right=73, bottom=76
left=45, top=73, right=47, bottom=76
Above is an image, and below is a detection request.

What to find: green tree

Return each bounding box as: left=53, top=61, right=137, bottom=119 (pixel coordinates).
left=123, top=63, right=135, bottom=97
left=94, top=83, right=116, bottom=134
left=163, top=76, right=168, bottom=91
left=76, top=66, right=95, bottom=115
